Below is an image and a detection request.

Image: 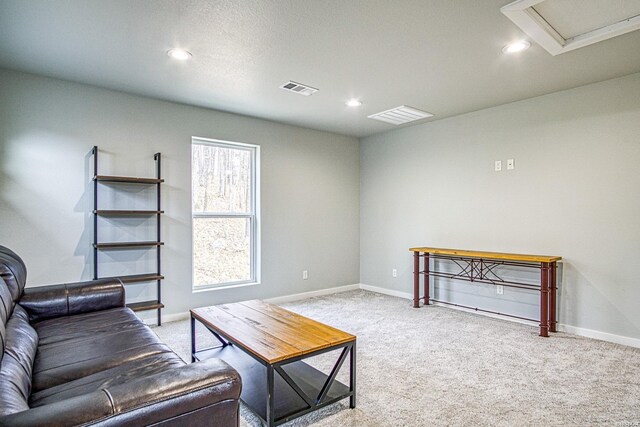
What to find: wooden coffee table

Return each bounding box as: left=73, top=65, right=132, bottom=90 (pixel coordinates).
left=190, top=300, right=356, bottom=427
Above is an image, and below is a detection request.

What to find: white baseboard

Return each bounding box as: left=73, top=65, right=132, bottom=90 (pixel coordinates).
left=148, top=281, right=640, bottom=349
left=143, top=311, right=189, bottom=326
left=265, top=284, right=360, bottom=304
left=357, top=283, right=531, bottom=325
left=358, top=283, right=640, bottom=348
left=359, top=283, right=413, bottom=300
left=430, top=302, right=537, bottom=327
left=557, top=324, right=640, bottom=348
left=162, top=312, right=191, bottom=323
left=146, top=284, right=360, bottom=326
left=358, top=282, right=538, bottom=325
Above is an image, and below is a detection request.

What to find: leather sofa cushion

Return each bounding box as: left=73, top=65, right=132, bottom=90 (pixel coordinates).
left=35, top=306, right=143, bottom=346
left=31, top=308, right=181, bottom=393
left=0, top=246, right=27, bottom=303
left=30, top=351, right=184, bottom=407
left=0, top=305, right=38, bottom=416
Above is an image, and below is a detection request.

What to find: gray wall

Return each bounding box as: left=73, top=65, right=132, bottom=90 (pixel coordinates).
left=3, top=67, right=640, bottom=343
left=360, top=72, right=640, bottom=341
left=0, top=69, right=360, bottom=320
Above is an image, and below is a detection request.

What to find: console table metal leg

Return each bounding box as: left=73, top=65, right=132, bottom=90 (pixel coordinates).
left=413, top=251, right=420, bottom=308
left=350, top=341, right=356, bottom=408
left=266, top=364, right=275, bottom=427
left=539, top=262, right=550, bottom=337
left=424, top=253, right=430, bottom=305
left=549, top=261, right=557, bottom=333
left=190, top=315, right=196, bottom=363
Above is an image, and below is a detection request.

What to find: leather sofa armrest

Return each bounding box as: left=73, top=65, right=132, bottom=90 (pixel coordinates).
left=19, top=278, right=125, bottom=323
left=0, top=359, right=240, bottom=427
left=104, top=358, right=241, bottom=424
left=0, top=390, right=114, bottom=427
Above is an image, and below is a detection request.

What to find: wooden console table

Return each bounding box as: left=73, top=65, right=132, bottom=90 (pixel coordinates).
left=410, top=247, right=561, bottom=337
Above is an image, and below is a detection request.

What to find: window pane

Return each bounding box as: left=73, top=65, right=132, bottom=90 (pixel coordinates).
left=193, top=217, right=251, bottom=286
left=192, top=144, right=251, bottom=213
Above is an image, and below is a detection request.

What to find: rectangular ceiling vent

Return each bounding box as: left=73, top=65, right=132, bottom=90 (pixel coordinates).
left=368, top=105, right=434, bottom=125
left=279, top=81, right=318, bottom=96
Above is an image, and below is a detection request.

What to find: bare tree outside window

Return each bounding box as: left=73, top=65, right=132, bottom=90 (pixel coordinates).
left=192, top=139, right=259, bottom=289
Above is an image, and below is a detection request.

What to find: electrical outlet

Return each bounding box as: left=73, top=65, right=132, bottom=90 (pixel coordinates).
left=302, top=270, right=308, bottom=280
left=496, top=285, right=504, bottom=295
left=507, top=159, right=515, bottom=170
left=494, top=160, right=502, bottom=171
left=392, top=269, right=397, bottom=278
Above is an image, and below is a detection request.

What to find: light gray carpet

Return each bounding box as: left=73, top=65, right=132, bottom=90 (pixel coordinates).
left=153, top=290, right=640, bottom=426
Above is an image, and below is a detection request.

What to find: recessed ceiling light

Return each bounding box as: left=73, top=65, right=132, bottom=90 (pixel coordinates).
left=346, top=99, right=362, bottom=107
left=502, top=40, right=531, bottom=54
left=167, top=48, right=192, bottom=60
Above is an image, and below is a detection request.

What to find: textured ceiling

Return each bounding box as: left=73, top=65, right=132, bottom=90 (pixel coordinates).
left=1, top=0, right=640, bottom=138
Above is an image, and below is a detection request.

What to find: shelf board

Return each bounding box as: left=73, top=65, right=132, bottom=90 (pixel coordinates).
left=94, top=210, right=164, bottom=216
left=127, top=300, right=164, bottom=312
left=94, top=241, right=164, bottom=249
left=99, top=273, right=164, bottom=284
left=94, top=175, right=164, bottom=184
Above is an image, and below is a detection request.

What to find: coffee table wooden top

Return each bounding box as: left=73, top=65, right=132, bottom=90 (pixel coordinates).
left=191, top=300, right=355, bottom=364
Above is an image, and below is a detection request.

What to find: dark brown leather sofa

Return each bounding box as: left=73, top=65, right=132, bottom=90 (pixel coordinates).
left=0, top=245, right=241, bottom=426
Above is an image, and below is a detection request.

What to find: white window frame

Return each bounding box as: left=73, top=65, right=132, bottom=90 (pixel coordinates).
left=191, top=136, right=260, bottom=291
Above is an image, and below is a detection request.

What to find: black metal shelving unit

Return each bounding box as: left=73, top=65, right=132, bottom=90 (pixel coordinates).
left=90, top=146, right=164, bottom=325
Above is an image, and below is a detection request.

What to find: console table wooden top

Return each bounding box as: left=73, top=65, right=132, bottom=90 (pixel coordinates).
left=191, top=300, right=355, bottom=364
left=409, top=247, right=562, bottom=263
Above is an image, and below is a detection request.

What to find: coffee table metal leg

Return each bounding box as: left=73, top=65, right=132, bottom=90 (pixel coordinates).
left=350, top=341, right=356, bottom=408
left=267, top=364, right=275, bottom=427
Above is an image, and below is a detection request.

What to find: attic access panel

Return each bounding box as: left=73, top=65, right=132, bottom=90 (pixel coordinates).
left=501, top=0, right=640, bottom=55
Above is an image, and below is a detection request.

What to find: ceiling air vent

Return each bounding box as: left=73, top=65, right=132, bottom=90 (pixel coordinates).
left=368, top=105, right=434, bottom=125
left=279, top=81, right=318, bottom=96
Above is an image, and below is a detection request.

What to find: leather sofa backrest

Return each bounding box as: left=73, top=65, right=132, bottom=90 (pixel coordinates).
left=0, top=246, right=37, bottom=417
left=1, top=276, right=14, bottom=359
left=0, top=246, right=28, bottom=304
left=0, top=305, right=38, bottom=416
left=0, top=277, right=13, bottom=321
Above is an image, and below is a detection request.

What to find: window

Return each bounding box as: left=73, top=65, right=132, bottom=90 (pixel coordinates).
left=192, top=137, right=259, bottom=290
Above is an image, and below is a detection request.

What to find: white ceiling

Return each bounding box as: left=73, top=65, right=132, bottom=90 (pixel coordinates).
left=1, top=0, right=639, bottom=138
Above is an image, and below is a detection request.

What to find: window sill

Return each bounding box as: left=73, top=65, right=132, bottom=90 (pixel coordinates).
left=192, top=281, right=260, bottom=293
